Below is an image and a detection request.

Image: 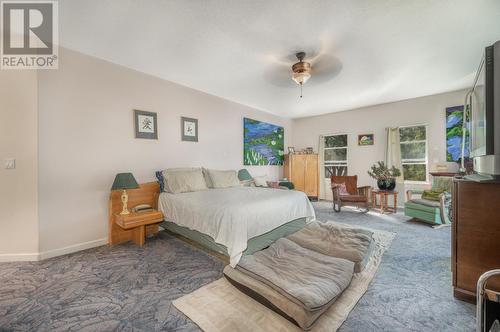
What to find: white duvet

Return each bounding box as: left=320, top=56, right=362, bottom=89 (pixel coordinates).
left=158, top=186, right=316, bottom=266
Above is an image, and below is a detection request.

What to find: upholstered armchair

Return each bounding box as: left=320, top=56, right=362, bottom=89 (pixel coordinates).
left=331, top=175, right=371, bottom=212
left=404, top=176, right=453, bottom=226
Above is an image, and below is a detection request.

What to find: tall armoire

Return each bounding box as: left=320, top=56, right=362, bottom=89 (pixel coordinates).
left=283, top=154, right=319, bottom=199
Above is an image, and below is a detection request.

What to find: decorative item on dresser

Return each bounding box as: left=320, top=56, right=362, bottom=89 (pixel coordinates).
left=109, top=182, right=163, bottom=246
left=452, top=178, right=500, bottom=303
left=283, top=153, right=319, bottom=199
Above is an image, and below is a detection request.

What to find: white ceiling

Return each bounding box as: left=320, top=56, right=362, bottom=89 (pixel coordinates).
left=59, top=0, right=500, bottom=118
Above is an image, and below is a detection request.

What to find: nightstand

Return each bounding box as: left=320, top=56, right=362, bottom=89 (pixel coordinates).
left=112, top=210, right=164, bottom=246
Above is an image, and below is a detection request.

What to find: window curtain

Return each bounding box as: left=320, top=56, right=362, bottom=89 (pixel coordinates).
left=385, top=127, right=404, bottom=182
left=318, top=135, right=326, bottom=199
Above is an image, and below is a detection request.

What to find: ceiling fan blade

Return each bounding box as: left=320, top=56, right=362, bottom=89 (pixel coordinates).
left=309, top=55, right=343, bottom=85
left=263, top=64, right=295, bottom=88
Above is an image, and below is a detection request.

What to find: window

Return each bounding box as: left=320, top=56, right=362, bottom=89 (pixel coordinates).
left=399, top=125, right=427, bottom=182
left=324, top=134, right=348, bottom=178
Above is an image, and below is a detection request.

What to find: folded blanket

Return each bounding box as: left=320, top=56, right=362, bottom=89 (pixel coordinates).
left=287, top=221, right=374, bottom=273
left=224, top=265, right=333, bottom=330
left=236, top=238, right=354, bottom=311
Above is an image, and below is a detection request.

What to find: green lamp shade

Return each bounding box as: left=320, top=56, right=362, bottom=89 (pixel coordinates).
left=111, top=173, right=139, bottom=191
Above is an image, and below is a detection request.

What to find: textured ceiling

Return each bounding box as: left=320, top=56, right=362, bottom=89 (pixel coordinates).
left=59, top=0, right=500, bottom=118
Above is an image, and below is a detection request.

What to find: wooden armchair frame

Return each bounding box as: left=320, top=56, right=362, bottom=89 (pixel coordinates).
left=331, top=175, right=371, bottom=213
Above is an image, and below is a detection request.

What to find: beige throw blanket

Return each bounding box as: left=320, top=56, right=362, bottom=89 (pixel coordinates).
left=287, top=221, right=374, bottom=273
left=236, top=238, right=354, bottom=311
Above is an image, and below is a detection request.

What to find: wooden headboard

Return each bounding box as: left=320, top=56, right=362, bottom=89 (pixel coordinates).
left=108, top=182, right=160, bottom=245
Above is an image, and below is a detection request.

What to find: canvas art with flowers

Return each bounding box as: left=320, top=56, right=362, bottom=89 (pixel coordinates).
left=446, top=105, right=469, bottom=162
left=243, top=118, right=284, bottom=165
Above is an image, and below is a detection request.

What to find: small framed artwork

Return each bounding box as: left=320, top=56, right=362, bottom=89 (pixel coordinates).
left=358, top=134, right=374, bottom=146
left=134, top=110, right=158, bottom=139
left=288, top=146, right=295, bottom=154
left=181, top=117, right=198, bottom=142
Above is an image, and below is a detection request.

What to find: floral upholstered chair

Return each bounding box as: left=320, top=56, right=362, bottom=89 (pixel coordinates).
left=331, top=175, right=371, bottom=212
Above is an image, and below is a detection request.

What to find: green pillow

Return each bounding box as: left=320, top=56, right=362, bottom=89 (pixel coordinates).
left=238, top=169, right=253, bottom=181
left=421, top=189, right=446, bottom=201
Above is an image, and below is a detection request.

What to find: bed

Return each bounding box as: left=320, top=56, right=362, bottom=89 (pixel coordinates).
left=158, top=186, right=316, bottom=266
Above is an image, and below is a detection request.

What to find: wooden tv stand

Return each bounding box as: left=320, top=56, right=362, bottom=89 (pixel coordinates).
left=452, top=178, right=500, bottom=303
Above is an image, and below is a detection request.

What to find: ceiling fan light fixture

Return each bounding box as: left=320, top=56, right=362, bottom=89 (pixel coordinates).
left=292, top=71, right=311, bottom=85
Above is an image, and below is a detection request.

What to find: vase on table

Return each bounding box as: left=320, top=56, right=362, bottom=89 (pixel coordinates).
left=377, top=178, right=396, bottom=191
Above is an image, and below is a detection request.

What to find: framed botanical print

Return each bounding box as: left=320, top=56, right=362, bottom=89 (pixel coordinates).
left=134, top=110, right=158, bottom=139
left=181, top=117, right=198, bottom=142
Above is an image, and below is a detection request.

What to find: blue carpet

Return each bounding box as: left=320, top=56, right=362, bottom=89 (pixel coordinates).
left=313, top=201, right=475, bottom=332
left=0, top=202, right=475, bottom=331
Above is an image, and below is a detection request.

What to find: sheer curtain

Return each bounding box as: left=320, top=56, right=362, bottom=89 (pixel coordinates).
left=318, top=135, right=326, bottom=200
left=385, top=127, right=404, bottom=206
left=385, top=127, right=403, bottom=180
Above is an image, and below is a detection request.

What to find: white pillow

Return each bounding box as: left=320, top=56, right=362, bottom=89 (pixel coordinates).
left=207, top=169, right=241, bottom=188
left=253, top=175, right=268, bottom=187
left=162, top=168, right=208, bottom=193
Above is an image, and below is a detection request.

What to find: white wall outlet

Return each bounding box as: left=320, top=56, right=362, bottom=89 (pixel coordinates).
left=4, top=158, right=15, bottom=169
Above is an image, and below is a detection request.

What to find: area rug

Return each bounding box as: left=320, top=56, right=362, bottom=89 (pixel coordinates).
left=173, top=223, right=395, bottom=332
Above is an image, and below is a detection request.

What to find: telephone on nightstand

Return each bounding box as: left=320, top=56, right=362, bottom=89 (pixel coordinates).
left=132, top=204, right=153, bottom=213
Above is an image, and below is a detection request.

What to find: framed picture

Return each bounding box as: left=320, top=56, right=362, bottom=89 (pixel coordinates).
left=181, top=117, right=198, bottom=142
left=134, top=110, right=158, bottom=139
left=358, top=134, right=374, bottom=146
left=243, top=118, right=284, bottom=165
left=288, top=146, right=295, bottom=154
left=446, top=105, right=469, bottom=161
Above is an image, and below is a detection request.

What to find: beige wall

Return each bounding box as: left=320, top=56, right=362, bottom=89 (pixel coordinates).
left=0, top=70, right=39, bottom=260
left=292, top=89, right=467, bottom=201
left=37, top=48, right=291, bottom=254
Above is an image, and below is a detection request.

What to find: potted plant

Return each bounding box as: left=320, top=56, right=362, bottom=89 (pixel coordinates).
left=367, top=161, right=402, bottom=191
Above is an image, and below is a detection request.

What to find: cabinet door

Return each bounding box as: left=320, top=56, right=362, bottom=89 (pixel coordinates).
left=291, top=155, right=306, bottom=192
left=304, top=155, right=318, bottom=196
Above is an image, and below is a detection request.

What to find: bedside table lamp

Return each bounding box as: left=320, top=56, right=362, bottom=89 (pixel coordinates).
left=111, top=173, right=139, bottom=215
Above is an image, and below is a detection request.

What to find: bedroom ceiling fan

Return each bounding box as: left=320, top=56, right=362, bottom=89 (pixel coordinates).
left=291, top=52, right=311, bottom=98
left=264, top=50, right=343, bottom=98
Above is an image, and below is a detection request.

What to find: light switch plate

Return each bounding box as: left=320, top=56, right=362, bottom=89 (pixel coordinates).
left=4, top=158, right=15, bottom=169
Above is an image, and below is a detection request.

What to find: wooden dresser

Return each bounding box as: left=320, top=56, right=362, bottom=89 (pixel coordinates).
left=284, top=154, right=319, bottom=199
left=452, top=178, right=500, bottom=302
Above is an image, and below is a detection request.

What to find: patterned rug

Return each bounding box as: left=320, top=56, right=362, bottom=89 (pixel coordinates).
left=0, top=202, right=475, bottom=331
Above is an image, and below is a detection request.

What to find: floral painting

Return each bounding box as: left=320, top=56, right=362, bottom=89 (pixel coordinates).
left=244, top=118, right=284, bottom=165
left=358, top=134, right=374, bottom=146
left=446, top=105, right=469, bottom=162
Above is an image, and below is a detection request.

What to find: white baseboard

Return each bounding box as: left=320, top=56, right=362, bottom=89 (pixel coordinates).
left=0, top=252, right=40, bottom=262
left=39, top=238, right=108, bottom=260
left=0, top=238, right=108, bottom=262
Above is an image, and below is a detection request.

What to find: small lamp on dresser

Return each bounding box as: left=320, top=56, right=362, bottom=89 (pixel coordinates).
left=111, top=173, right=139, bottom=215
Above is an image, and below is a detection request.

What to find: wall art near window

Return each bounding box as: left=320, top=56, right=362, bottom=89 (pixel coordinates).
left=243, top=118, right=284, bottom=166
left=358, top=134, right=374, bottom=146
left=446, top=105, right=469, bottom=162
left=134, top=110, right=158, bottom=139
left=181, top=117, right=198, bottom=142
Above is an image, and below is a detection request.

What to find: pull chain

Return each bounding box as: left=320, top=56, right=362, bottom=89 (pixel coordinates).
left=300, top=83, right=303, bottom=98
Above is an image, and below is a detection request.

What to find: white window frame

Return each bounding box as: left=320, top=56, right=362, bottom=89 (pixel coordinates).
left=324, top=134, right=348, bottom=178
left=399, top=125, right=429, bottom=184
